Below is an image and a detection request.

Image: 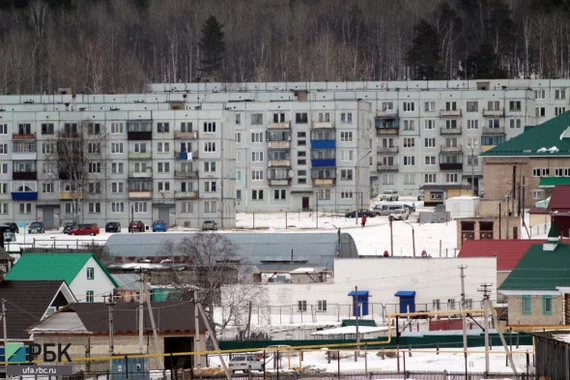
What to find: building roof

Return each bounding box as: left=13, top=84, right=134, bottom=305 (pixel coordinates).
left=481, top=111, right=570, bottom=157
left=4, top=253, right=118, bottom=287
left=106, top=232, right=358, bottom=271
left=457, top=239, right=565, bottom=271
left=419, top=184, right=472, bottom=190
left=548, top=185, right=570, bottom=211
left=0, top=280, right=75, bottom=340
left=499, top=241, right=570, bottom=291
left=112, top=273, right=149, bottom=291
left=539, top=178, right=570, bottom=188
left=30, top=301, right=205, bottom=335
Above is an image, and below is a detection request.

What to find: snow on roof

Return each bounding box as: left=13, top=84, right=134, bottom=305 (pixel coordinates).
left=312, top=325, right=389, bottom=336
left=290, top=267, right=322, bottom=274
left=552, top=334, right=570, bottom=343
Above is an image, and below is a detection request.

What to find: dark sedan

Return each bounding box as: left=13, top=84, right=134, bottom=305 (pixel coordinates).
left=105, top=222, right=121, bottom=233
left=345, top=209, right=375, bottom=218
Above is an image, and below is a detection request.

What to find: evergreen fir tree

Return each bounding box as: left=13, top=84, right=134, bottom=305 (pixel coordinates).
left=199, top=16, right=226, bottom=81
left=405, top=19, right=442, bottom=80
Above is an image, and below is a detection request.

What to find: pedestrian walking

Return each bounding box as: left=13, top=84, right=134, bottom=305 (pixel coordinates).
left=361, top=215, right=367, bottom=228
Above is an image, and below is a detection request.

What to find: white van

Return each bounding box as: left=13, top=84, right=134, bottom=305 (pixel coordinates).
left=374, top=204, right=408, bottom=219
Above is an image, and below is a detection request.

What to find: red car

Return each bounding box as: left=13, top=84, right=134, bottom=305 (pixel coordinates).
left=67, top=224, right=100, bottom=236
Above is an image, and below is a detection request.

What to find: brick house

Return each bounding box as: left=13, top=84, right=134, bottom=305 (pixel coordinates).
left=499, top=225, right=570, bottom=327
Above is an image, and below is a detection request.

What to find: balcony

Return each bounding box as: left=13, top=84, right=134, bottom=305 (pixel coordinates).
left=439, top=109, right=462, bottom=117
left=440, top=126, right=462, bottom=135
left=174, top=191, right=199, bottom=199
left=128, top=170, right=152, bottom=178
left=482, top=126, right=505, bottom=135
left=174, top=131, right=198, bottom=139
left=376, top=110, right=399, bottom=118
left=375, top=117, right=399, bottom=135
left=12, top=133, right=35, bottom=140
left=175, top=151, right=199, bottom=160
left=377, top=164, right=398, bottom=172
left=312, top=178, right=335, bottom=187
left=268, top=178, right=292, bottom=186
left=483, top=108, right=505, bottom=117
left=440, top=163, right=463, bottom=170
left=13, top=172, right=37, bottom=180
left=268, top=141, right=291, bottom=149
left=58, top=151, right=83, bottom=161
left=11, top=191, right=38, bottom=201
left=268, top=160, right=291, bottom=167
left=311, top=159, right=336, bottom=167
left=310, top=140, right=335, bottom=149
left=127, top=131, right=152, bottom=140
left=58, top=191, right=83, bottom=200
left=128, top=152, right=152, bottom=160
left=378, top=146, right=399, bottom=153
left=312, top=121, right=334, bottom=129
left=440, top=144, right=463, bottom=153
left=174, top=170, right=199, bottom=178
left=128, top=190, right=153, bottom=199
left=269, top=122, right=291, bottom=129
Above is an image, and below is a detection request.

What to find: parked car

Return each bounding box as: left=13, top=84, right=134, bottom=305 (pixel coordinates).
left=228, top=354, right=264, bottom=373
left=105, top=222, right=121, bottom=233
left=404, top=203, right=416, bottom=213
left=345, top=209, right=375, bottom=218
left=67, top=224, right=100, bottom=236
left=202, top=220, right=218, bottom=231
left=379, top=189, right=399, bottom=201
left=152, top=220, right=167, bottom=232
left=128, top=220, right=145, bottom=232
left=417, top=193, right=425, bottom=201
left=62, top=223, right=78, bottom=234
left=375, top=204, right=409, bottom=219
left=1, top=223, right=19, bottom=234
left=28, top=221, right=45, bottom=234
left=3, top=231, right=15, bottom=242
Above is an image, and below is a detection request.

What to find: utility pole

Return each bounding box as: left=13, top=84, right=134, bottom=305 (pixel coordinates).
left=478, top=283, right=493, bottom=374
left=459, top=266, right=468, bottom=379
left=194, top=289, right=202, bottom=378
left=354, top=285, right=360, bottom=362
left=2, top=298, right=7, bottom=367
left=139, top=270, right=145, bottom=354
left=389, top=215, right=394, bottom=256
left=108, top=293, right=116, bottom=378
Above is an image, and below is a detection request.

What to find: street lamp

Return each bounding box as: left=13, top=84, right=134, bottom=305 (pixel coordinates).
left=355, top=150, right=373, bottom=225
left=468, top=143, right=476, bottom=195
left=400, top=219, right=416, bottom=257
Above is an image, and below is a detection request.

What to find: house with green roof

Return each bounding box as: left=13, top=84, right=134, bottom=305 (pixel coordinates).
left=499, top=225, right=570, bottom=327
left=5, top=253, right=118, bottom=303
left=481, top=111, right=570, bottom=205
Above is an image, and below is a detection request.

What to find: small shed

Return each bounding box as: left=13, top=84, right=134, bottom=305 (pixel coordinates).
left=445, top=196, right=480, bottom=219
left=347, top=290, right=369, bottom=317
left=394, top=290, right=416, bottom=315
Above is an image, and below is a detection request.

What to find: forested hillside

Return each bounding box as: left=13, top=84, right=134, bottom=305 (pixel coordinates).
left=0, top=0, right=568, bottom=94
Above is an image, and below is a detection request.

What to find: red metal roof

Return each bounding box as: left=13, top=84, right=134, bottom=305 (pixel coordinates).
left=458, top=239, right=563, bottom=271
left=548, top=185, right=570, bottom=212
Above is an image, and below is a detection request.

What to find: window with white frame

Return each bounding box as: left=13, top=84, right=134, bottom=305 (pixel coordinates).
left=251, top=151, right=264, bottom=162
left=295, top=113, right=308, bottom=123
left=340, top=131, right=353, bottom=141
left=0, top=203, right=8, bottom=214
left=487, top=101, right=500, bottom=111
left=382, top=173, right=395, bottom=185
left=157, top=142, right=170, bottom=153
left=467, top=137, right=479, bottom=148
left=181, top=201, right=193, bottom=213
left=42, top=182, right=54, bottom=193
left=403, top=173, right=415, bottom=185
left=88, top=182, right=102, bottom=194
left=158, top=181, right=170, bottom=192
left=532, top=189, right=544, bottom=200
left=340, top=169, right=353, bottom=181
left=86, top=291, right=94, bottom=303
left=466, top=101, right=478, bottom=112
left=555, top=107, right=566, bottom=116
left=467, top=120, right=479, bottom=129
left=488, top=119, right=500, bottom=128
left=111, top=143, right=124, bottom=153
left=42, top=142, right=55, bottom=154
left=181, top=121, right=193, bottom=132
left=251, top=113, right=263, bottom=125
left=157, top=162, right=170, bottom=173
left=317, top=188, right=330, bottom=200
left=445, top=101, right=457, bottom=111
left=0, top=144, right=8, bottom=154
left=111, top=162, right=124, bottom=174
left=179, top=141, right=192, bottom=152
left=340, top=150, right=354, bottom=161
left=341, top=189, right=353, bottom=198
left=204, top=200, right=217, bottom=213
left=425, top=156, right=436, bottom=165
left=88, top=162, right=101, bottom=173
left=133, top=201, right=148, bottom=212
left=424, top=138, right=436, bottom=148
left=235, top=114, right=241, bottom=125
left=403, top=120, right=414, bottom=130
left=403, top=137, right=415, bottom=147
left=274, top=189, right=286, bottom=200
left=425, top=173, right=437, bottom=183
left=88, top=202, right=101, bottom=213
left=111, top=122, right=124, bottom=134
left=111, top=202, right=124, bottom=213
left=205, top=181, right=217, bottom=192
left=0, top=164, right=7, bottom=174
left=180, top=181, right=194, bottom=192
left=251, top=170, right=264, bottom=180
left=20, top=203, right=32, bottom=214
left=251, top=132, right=263, bottom=142
left=535, top=89, right=546, bottom=99
left=535, top=107, right=546, bottom=117
left=403, top=102, right=415, bottom=112
left=0, top=124, right=7, bottom=134
left=203, top=122, right=216, bottom=132
left=111, top=182, right=124, bottom=193
left=204, top=161, right=216, bottom=172
left=298, top=300, right=307, bottom=311
left=555, top=89, right=566, bottom=100
left=317, top=112, right=331, bottom=122
left=424, top=119, right=436, bottom=130
left=381, top=102, right=394, bottom=111
left=403, top=156, right=415, bottom=166
left=424, top=101, right=435, bottom=112
left=509, top=101, right=521, bottom=111
left=317, top=300, right=327, bottom=311
left=445, top=173, right=458, bottom=183
left=510, top=119, right=522, bottom=129
left=157, top=122, right=169, bottom=133
left=204, top=142, right=216, bottom=152
left=134, top=142, right=147, bottom=153
left=87, top=142, right=101, bottom=154
left=235, top=132, right=241, bottom=143
left=252, top=189, right=264, bottom=200
left=445, top=119, right=458, bottom=129
left=340, top=112, right=353, bottom=123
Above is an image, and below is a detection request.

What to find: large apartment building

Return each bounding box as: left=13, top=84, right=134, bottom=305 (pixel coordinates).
left=0, top=79, right=567, bottom=227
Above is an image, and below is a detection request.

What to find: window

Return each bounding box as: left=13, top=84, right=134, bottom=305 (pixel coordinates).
left=487, top=101, right=500, bottom=111
left=403, top=173, right=415, bottom=185
left=235, top=114, right=241, bottom=125
left=298, top=300, right=307, bottom=312
left=340, top=131, right=353, bottom=141
left=63, top=123, right=78, bottom=134
left=251, top=113, right=263, bottom=125
left=87, top=123, right=101, bottom=135
left=403, top=156, right=415, bottom=166
left=17, top=123, right=31, bottom=134
left=111, top=143, right=124, bottom=153
left=522, top=295, right=532, bottom=315
left=432, top=299, right=441, bottom=310
left=381, top=102, right=394, bottom=111
left=134, top=142, right=147, bottom=153
left=535, top=89, right=546, bottom=99
left=41, top=123, right=54, bottom=135
left=252, top=189, right=264, bottom=200
left=403, top=138, right=415, bottom=147
left=445, top=101, right=457, bottom=111
left=340, top=189, right=353, bottom=199
left=425, top=156, right=436, bottom=165
left=555, top=89, right=566, bottom=100
left=133, top=201, right=148, bottom=213
left=204, top=142, right=216, bottom=152
left=403, top=102, right=415, bottom=112
left=0, top=144, right=8, bottom=154
left=317, top=188, right=331, bottom=200
left=181, top=121, right=193, bottom=132
left=203, top=122, right=216, bottom=132
left=424, top=120, right=436, bottom=130
left=235, top=132, right=241, bottom=143
left=542, top=296, right=552, bottom=315
left=295, top=113, right=308, bottom=123
left=42, top=182, right=54, bottom=193
left=445, top=119, right=458, bottom=129
left=111, top=182, right=124, bottom=193
left=509, top=101, right=521, bottom=111
left=535, top=107, right=546, bottom=117
left=251, top=132, right=264, bottom=142
left=87, top=142, right=101, bottom=154
left=88, top=182, right=102, bottom=194
left=251, top=151, right=264, bottom=162
left=205, top=181, right=217, bottom=192
left=467, top=120, right=479, bottom=129
left=19, top=203, right=32, bottom=214
left=487, top=119, right=500, bottom=128
left=157, top=162, right=170, bottom=173
left=204, top=200, right=217, bottom=213
left=157, top=122, right=170, bottom=133
left=111, top=122, right=124, bottom=134
left=111, top=162, right=124, bottom=174
left=274, top=189, right=286, bottom=200
left=509, top=119, right=522, bottom=129
left=86, top=267, right=94, bottom=280
left=555, top=107, right=566, bottom=116
left=111, top=202, right=124, bottom=213
left=88, top=162, right=101, bottom=173
left=424, top=138, right=436, bottom=148
left=251, top=170, right=264, bottom=180
left=340, top=112, right=352, bottom=123
left=424, top=101, right=435, bottom=112
left=0, top=164, right=8, bottom=174
left=445, top=173, right=458, bottom=183
left=466, top=101, right=478, bottom=112
left=157, top=142, right=170, bottom=153
left=447, top=299, right=456, bottom=310
left=86, top=291, right=94, bottom=303
left=204, top=161, right=216, bottom=172
left=532, top=189, right=544, bottom=200
left=340, top=169, right=353, bottom=181
left=403, top=120, right=414, bottom=130
left=317, top=300, right=327, bottom=311
left=88, top=202, right=101, bottom=213
left=181, top=201, right=193, bottom=213
left=0, top=203, right=8, bottom=214
left=317, top=112, right=331, bottom=122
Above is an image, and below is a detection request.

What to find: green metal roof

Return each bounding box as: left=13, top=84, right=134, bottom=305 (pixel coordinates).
left=499, top=242, right=570, bottom=291
left=5, top=253, right=118, bottom=287
left=539, top=177, right=570, bottom=188
left=481, top=111, right=570, bottom=157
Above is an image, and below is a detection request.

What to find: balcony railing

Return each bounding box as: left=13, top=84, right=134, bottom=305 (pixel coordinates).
left=269, top=122, right=291, bottom=129
left=482, top=108, right=505, bottom=117
left=268, top=179, right=292, bottom=186
left=378, top=146, right=399, bottom=153
left=440, top=144, right=463, bottom=153
left=11, top=191, right=38, bottom=201
left=128, top=171, right=152, bottom=178
left=268, top=160, right=291, bottom=167
left=58, top=191, right=83, bottom=200
left=174, top=191, right=199, bottom=199
left=440, top=163, right=463, bottom=170
left=268, top=141, right=291, bottom=149
left=482, top=126, right=505, bottom=135
left=174, top=170, right=199, bottom=178
left=312, top=178, right=335, bottom=186
left=13, top=172, right=37, bottom=180
left=128, top=152, right=152, bottom=160
left=128, top=190, right=153, bottom=199
left=376, top=110, right=399, bottom=118
left=312, top=121, right=334, bottom=129
left=439, top=109, right=462, bottom=117
left=174, top=131, right=198, bottom=139
left=440, top=126, right=462, bottom=135
left=377, top=164, right=398, bottom=172
left=175, top=151, right=199, bottom=160
left=12, top=133, right=35, bottom=140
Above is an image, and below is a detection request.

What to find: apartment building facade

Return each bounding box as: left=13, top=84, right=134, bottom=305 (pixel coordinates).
left=0, top=79, right=568, bottom=224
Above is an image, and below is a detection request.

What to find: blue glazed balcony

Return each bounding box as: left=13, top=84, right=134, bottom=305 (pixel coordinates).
left=311, top=159, right=336, bottom=167
left=11, top=191, right=38, bottom=201
left=310, top=140, right=335, bottom=149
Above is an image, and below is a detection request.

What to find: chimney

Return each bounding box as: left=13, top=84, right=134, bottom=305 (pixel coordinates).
left=543, top=224, right=560, bottom=251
